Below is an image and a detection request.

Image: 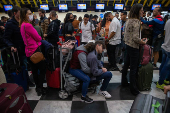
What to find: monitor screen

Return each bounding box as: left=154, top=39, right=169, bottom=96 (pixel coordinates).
left=114, top=4, right=124, bottom=10
left=152, top=4, right=161, bottom=10
left=96, top=4, right=105, bottom=10
left=4, top=5, right=13, bottom=11
left=40, top=4, right=49, bottom=10
left=59, top=4, right=68, bottom=11
left=77, top=3, right=86, bottom=10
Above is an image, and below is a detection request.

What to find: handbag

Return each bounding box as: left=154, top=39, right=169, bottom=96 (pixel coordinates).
left=24, top=25, right=45, bottom=64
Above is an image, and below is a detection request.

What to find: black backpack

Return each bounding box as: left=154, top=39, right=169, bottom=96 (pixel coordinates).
left=1, top=47, right=22, bottom=75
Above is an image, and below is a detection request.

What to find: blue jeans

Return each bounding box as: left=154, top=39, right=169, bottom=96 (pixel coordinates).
left=158, top=48, right=170, bottom=85
left=94, top=71, right=112, bottom=91
left=69, top=68, right=90, bottom=97
left=69, top=68, right=112, bottom=96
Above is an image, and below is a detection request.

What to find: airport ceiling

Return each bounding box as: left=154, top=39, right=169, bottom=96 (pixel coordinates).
left=0, top=0, right=169, bottom=12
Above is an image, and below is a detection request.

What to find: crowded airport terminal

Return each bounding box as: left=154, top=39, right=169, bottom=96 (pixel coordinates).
left=0, top=0, right=170, bottom=113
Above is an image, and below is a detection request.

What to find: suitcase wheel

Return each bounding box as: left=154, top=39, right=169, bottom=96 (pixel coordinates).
left=59, top=90, right=69, bottom=99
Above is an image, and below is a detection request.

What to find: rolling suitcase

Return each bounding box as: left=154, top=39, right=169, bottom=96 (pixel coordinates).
left=46, top=68, right=60, bottom=88
left=1, top=48, right=28, bottom=92
left=137, top=62, right=153, bottom=91
left=130, top=91, right=170, bottom=113
left=0, top=83, right=33, bottom=113
left=5, top=66, right=28, bottom=92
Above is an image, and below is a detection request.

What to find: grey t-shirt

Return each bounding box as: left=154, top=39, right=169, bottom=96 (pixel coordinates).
left=162, top=19, right=170, bottom=52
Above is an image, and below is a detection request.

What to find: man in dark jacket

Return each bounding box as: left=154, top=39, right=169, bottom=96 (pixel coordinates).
left=87, top=41, right=112, bottom=99
left=3, top=6, right=35, bottom=87
left=44, top=10, right=60, bottom=48
left=141, top=7, right=164, bottom=68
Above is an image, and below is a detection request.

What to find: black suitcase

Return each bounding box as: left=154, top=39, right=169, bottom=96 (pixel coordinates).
left=130, top=91, right=170, bottom=113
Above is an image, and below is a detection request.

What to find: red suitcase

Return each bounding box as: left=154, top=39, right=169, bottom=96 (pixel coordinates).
left=0, top=83, right=33, bottom=113
left=46, top=68, right=60, bottom=88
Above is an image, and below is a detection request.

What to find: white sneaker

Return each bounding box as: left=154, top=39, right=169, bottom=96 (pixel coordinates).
left=99, top=90, right=112, bottom=98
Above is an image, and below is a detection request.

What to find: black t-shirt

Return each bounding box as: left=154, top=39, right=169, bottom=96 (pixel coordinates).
left=65, top=22, right=74, bottom=35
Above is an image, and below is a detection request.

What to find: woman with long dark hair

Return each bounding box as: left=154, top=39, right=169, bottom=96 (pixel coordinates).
left=19, top=8, right=46, bottom=96
left=96, top=12, right=111, bottom=37
left=121, top=4, right=147, bottom=96
left=63, top=13, right=75, bottom=42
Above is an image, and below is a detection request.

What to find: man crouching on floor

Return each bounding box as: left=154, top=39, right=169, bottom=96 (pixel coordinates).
left=87, top=40, right=112, bottom=98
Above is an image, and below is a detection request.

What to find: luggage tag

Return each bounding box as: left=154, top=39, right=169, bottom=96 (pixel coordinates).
left=152, top=101, right=160, bottom=113
left=5, top=95, right=12, bottom=99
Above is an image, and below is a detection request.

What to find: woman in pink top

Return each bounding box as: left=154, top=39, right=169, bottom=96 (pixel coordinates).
left=20, top=8, right=46, bottom=96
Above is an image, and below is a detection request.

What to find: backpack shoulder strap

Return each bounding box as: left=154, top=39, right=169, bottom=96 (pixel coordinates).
left=80, top=21, right=82, bottom=29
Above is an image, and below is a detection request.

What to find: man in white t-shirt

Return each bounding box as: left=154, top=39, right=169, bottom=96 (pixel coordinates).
left=76, top=14, right=95, bottom=45
left=106, top=12, right=121, bottom=71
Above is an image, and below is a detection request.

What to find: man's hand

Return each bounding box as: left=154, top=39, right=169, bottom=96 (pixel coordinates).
left=164, top=85, right=170, bottom=94
left=0, top=26, right=5, bottom=30
left=102, top=68, right=107, bottom=72
left=72, top=33, right=75, bottom=37
left=44, top=34, right=47, bottom=38
left=11, top=47, right=17, bottom=52
left=105, top=39, right=109, bottom=45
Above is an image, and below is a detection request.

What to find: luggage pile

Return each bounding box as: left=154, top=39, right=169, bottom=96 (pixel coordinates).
left=130, top=91, right=170, bottom=113
left=137, top=44, right=153, bottom=91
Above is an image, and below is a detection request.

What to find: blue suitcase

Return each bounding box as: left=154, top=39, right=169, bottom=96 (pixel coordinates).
left=1, top=48, right=28, bottom=92
left=5, top=66, right=28, bottom=92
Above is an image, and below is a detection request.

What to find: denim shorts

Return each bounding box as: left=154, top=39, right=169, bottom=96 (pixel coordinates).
left=152, top=38, right=163, bottom=52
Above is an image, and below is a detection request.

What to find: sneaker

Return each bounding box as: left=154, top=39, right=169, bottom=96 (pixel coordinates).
left=108, top=66, right=120, bottom=71
left=153, top=64, right=159, bottom=69
left=119, top=59, right=123, bottom=64
left=164, top=80, right=170, bottom=84
left=28, top=81, right=35, bottom=87
left=99, top=90, right=112, bottom=98
left=156, top=82, right=166, bottom=89
left=81, top=95, right=93, bottom=103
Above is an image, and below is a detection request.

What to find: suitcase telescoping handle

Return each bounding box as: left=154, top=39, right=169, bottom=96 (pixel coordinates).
left=11, top=50, right=20, bottom=66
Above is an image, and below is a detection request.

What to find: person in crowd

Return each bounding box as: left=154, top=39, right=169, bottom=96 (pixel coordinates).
left=69, top=42, right=95, bottom=103
left=0, top=16, right=7, bottom=27
left=87, top=41, right=112, bottom=98
left=33, top=14, right=39, bottom=22
left=72, top=15, right=80, bottom=31
left=105, top=12, right=121, bottom=71
left=7, top=10, right=13, bottom=20
left=147, top=11, right=153, bottom=21
left=141, top=7, right=164, bottom=69
left=164, top=85, right=170, bottom=94
left=115, top=12, right=119, bottom=20
left=3, top=6, right=35, bottom=87
left=78, top=16, right=82, bottom=22
left=96, top=12, right=111, bottom=37
left=63, top=13, right=75, bottom=42
left=20, top=8, right=46, bottom=96
left=44, top=10, right=60, bottom=50
left=38, top=9, right=48, bottom=36
left=91, top=15, right=98, bottom=28
left=156, top=19, right=170, bottom=89
left=32, top=18, right=43, bottom=38
left=117, top=11, right=127, bottom=65
left=143, top=11, right=147, bottom=21
left=89, top=14, right=93, bottom=22
left=121, top=4, right=147, bottom=96
left=76, top=14, right=95, bottom=45
left=0, top=16, right=6, bottom=37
